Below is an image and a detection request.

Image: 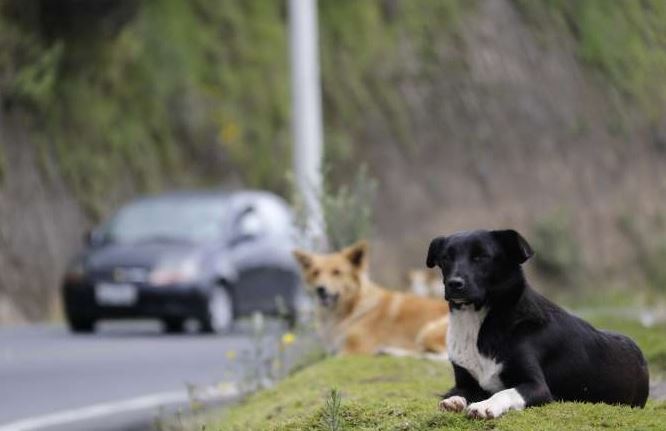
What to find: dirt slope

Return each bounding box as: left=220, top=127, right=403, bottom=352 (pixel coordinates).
left=365, top=0, right=666, bottom=285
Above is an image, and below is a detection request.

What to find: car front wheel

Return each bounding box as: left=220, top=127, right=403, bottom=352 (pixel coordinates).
left=67, top=315, right=95, bottom=333
left=200, top=287, right=233, bottom=334
left=163, top=318, right=185, bottom=334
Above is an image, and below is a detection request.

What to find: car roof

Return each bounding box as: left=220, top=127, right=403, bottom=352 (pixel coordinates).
left=129, top=189, right=229, bottom=206
left=120, top=189, right=293, bottom=219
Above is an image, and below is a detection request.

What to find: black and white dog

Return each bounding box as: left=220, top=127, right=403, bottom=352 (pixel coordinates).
left=426, top=229, right=649, bottom=419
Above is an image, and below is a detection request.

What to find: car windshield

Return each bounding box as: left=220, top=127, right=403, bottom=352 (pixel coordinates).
left=105, top=196, right=228, bottom=244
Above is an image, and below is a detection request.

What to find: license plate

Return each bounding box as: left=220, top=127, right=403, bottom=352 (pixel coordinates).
left=95, top=283, right=138, bottom=306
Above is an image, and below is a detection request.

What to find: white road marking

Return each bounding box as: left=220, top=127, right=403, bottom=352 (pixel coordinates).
left=0, top=383, right=240, bottom=431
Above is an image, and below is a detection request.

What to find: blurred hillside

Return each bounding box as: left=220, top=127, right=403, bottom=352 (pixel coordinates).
left=1, top=0, right=666, bottom=322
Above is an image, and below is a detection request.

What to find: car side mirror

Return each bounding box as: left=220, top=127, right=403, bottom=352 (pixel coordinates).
left=230, top=207, right=262, bottom=247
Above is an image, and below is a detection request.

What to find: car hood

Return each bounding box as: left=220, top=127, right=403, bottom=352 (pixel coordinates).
left=85, top=240, right=202, bottom=271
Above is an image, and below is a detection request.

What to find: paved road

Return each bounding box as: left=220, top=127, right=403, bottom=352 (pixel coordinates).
left=0, top=321, right=288, bottom=431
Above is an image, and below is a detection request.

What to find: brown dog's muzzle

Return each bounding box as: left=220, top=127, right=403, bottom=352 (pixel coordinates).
left=315, top=285, right=339, bottom=308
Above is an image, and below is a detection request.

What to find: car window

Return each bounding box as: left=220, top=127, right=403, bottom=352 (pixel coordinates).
left=105, top=197, right=228, bottom=244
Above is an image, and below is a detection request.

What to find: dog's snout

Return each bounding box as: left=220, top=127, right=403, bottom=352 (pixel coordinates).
left=315, top=286, right=327, bottom=298
left=446, top=277, right=465, bottom=292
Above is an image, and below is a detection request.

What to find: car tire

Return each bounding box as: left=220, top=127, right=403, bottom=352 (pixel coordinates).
left=67, top=316, right=95, bottom=333
left=284, top=312, right=297, bottom=329
left=200, top=287, right=233, bottom=334
left=163, top=318, right=185, bottom=334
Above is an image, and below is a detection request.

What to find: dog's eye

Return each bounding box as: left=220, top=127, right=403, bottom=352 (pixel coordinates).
left=331, top=269, right=341, bottom=277
left=471, top=253, right=490, bottom=263
left=312, top=269, right=321, bottom=278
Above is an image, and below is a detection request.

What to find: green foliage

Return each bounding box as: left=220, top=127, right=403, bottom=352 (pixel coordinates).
left=322, top=165, right=378, bottom=251
left=1, top=0, right=292, bottom=216
left=321, top=388, right=344, bottom=431
left=54, top=0, right=293, bottom=216
left=9, top=41, right=62, bottom=109
left=0, top=0, right=466, bottom=217
left=319, top=0, right=466, bottom=160
left=514, top=0, right=666, bottom=120
left=530, top=211, right=582, bottom=284
left=290, top=164, right=378, bottom=251
left=0, top=11, right=60, bottom=110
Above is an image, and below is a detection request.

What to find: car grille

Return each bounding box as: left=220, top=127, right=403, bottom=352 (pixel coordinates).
left=90, top=266, right=151, bottom=283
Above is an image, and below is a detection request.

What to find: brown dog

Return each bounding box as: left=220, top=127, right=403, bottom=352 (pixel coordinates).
left=293, top=241, right=449, bottom=357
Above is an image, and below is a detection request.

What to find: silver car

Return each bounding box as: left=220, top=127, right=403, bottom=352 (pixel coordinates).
left=61, top=189, right=303, bottom=334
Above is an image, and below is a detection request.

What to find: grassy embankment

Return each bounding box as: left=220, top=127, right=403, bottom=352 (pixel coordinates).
left=0, top=0, right=464, bottom=217
left=205, top=314, right=666, bottom=430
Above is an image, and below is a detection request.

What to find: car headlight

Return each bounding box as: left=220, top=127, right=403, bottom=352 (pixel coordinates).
left=149, top=257, right=201, bottom=286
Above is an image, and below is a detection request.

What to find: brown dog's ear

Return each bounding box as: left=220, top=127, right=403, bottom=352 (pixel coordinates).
left=342, top=240, right=368, bottom=271
left=292, top=249, right=314, bottom=271
left=426, top=236, right=447, bottom=268
left=492, top=229, right=534, bottom=265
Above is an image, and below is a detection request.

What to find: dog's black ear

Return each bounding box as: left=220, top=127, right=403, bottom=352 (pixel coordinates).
left=426, top=236, right=447, bottom=268
left=492, top=229, right=534, bottom=264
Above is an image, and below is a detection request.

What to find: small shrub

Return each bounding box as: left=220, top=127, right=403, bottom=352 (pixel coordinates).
left=320, top=388, right=344, bottom=431
left=321, top=165, right=378, bottom=251
left=530, top=211, right=582, bottom=283
left=291, top=164, right=378, bottom=252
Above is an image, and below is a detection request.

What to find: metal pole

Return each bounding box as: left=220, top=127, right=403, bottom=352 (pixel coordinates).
left=289, top=0, right=326, bottom=250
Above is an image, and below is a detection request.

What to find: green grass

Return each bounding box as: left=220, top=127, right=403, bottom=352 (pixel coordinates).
left=207, top=314, right=666, bottom=430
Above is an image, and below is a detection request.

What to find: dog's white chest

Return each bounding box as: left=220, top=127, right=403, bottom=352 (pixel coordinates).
left=447, top=306, right=504, bottom=393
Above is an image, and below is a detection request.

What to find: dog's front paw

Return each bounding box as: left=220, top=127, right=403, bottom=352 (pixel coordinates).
left=438, top=396, right=467, bottom=412
left=466, top=399, right=504, bottom=419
